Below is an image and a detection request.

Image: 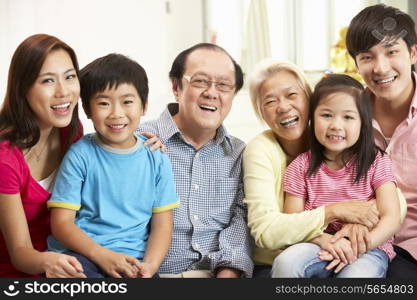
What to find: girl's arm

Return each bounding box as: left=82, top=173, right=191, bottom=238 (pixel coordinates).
left=283, top=194, right=306, bottom=213
left=367, top=181, right=401, bottom=249
left=137, top=210, right=173, bottom=278
left=0, top=193, right=85, bottom=277
left=50, top=208, right=140, bottom=278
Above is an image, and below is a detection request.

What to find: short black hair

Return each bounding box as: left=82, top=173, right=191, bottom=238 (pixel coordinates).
left=80, top=53, right=148, bottom=115
left=308, top=74, right=382, bottom=183
left=168, top=43, right=244, bottom=93
left=347, top=4, right=417, bottom=59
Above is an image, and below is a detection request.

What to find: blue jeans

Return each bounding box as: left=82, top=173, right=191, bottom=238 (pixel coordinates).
left=271, top=243, right=389, bottom=278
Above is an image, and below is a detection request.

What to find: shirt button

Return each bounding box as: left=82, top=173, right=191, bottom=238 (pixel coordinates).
left=193, top=215, right=199, bottom=221
left=195, top=152, right=200, bottom=159
left=194, top=184, right=199, bottom=190
left=194, top=243, right=199, bottom=249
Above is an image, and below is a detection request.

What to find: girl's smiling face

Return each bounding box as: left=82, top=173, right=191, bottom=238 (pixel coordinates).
left=314, top=92, right=361, bottom=161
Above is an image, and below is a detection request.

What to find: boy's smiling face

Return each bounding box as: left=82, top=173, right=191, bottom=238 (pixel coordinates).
left=87, top=83, right=145, bottom=149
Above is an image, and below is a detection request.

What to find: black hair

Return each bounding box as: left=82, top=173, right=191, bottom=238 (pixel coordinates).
left=168, top=43, right=244, bottom=93
left=80, top=53, right=148, bottom=115
left=347, top=4, right=417, bottom=72
left=308, top=74, right=382, bottom=183
left=0, top=34, right=80, bottom=154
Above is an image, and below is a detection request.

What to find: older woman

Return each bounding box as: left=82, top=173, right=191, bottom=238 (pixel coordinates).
left=243, top=60, right=406, bottom=277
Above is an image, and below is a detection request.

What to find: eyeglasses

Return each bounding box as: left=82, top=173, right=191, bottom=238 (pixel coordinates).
left=183, top=75, right=235, bottom=93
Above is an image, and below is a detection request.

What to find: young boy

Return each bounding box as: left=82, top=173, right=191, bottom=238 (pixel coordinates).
left=346, top=4, right=417, bottom=277
left=47, top=54, right=179, bottom=278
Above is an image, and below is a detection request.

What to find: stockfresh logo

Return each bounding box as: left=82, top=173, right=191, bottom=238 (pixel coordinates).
left=371, top=12, right=407, bottom=42
left=3, top=281, right=20, bottom=297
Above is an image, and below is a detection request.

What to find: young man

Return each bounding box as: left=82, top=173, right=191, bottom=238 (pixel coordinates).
left=347, top=4, right=417, bottom=277
left=139, top=43, right=253, bottom=278
left=48, top=54, right=179, bottom=278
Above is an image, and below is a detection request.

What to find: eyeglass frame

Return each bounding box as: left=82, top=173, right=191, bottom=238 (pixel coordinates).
left=182, top=74, right=236, bottom=93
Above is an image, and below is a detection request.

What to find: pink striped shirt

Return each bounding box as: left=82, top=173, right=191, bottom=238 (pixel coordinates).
left=284, top=150, right=396, bottom=260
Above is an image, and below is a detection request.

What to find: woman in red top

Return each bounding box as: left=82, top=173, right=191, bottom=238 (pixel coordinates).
left=0, top=34, right=85, bottom=278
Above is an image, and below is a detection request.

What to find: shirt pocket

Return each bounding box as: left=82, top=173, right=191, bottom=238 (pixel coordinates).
left=208, top=178, right=241, bottom=227
left=391, top=143, right=417, bottom=192
left=404, top=143, right=417, bottom=161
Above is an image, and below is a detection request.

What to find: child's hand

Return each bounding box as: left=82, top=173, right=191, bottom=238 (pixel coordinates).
left=134, top=262, right=158, bottom=278
left=94, top=248, right=141, bottom=278
left=331, top=223, right=371, bottom=257
left=140, top=131, right=166, bottom=152
left=318, top=250, right=347, bottom=273
left=319, top=237, right=357, bottom=273
left=318, top=234, right=356, bottom=265
left=42, top=252, right=86, bottom=278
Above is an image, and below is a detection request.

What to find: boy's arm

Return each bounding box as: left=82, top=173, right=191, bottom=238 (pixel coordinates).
left=51, top=208, right=140, bottom=278
left=137, top=210, right=173, bottom=278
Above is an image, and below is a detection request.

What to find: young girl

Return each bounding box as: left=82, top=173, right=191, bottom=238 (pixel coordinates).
left=0, top=34, right=86, bottom=278
left=272, top=74, right=401, bottom=278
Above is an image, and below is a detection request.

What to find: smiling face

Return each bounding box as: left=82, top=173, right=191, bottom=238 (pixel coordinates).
left=26, top=49, right=80, bottom=131
left=88, top=83, right=145, bottom=149
left=355, top=38, right=417, bottom=104
left=172, top=48, right=236, bottom=137
left=314, top=92, right=361, bottom=161
left=259, top=70, right=309, bottom=144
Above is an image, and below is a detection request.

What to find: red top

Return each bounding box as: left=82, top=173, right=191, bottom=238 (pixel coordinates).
left=0, top=125, right=83, bottom=277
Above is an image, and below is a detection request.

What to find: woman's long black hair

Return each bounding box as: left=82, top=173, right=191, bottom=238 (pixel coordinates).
left=0, top=34, right=80, bottom=154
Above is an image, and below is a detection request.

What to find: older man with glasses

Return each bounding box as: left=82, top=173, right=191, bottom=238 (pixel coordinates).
left=139, top=43, right=253, bottom=278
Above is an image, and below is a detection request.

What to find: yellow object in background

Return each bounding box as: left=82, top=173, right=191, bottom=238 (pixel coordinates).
left=330, top=26, right=364, bottom=84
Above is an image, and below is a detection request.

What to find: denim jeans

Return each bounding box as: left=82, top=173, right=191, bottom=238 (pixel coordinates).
left=271, top=242, right=389, bottom=278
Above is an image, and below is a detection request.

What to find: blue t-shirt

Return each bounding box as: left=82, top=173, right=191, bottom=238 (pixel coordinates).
left=48, top=133, right=179, bottom=259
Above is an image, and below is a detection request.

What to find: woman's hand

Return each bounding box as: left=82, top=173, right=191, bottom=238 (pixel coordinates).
left=326, top=200, right=379, bottom=229
left=41, top=252, right=86, bottom=278
left=318, top=249, right=347, bottom=274
left=140, top=131, right=166, bottom=152
left=331, top=224, right=371, bottom=257
left=314, top=234, right=356, bottom=265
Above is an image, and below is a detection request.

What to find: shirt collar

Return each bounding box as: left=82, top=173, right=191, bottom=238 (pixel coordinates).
left=409, top=72, right=417, bottom=119
left=155, top=103, right=181, bottom=142
left=156, top=102, right=234, bottom=151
